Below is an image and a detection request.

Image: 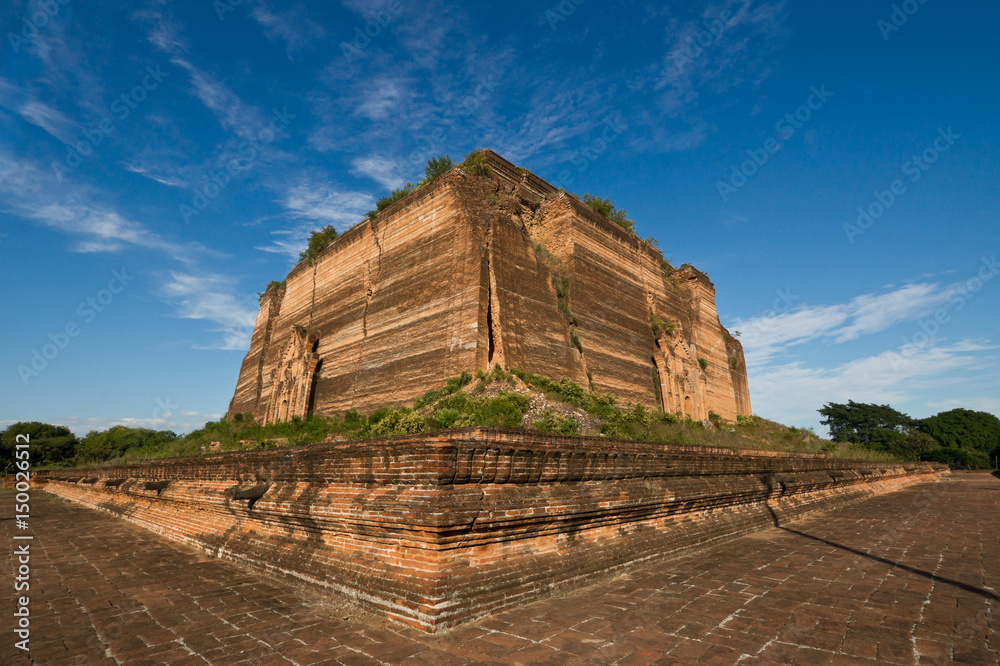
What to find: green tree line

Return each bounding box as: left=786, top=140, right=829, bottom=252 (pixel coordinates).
left=818, top=401, right=1000, bottom=469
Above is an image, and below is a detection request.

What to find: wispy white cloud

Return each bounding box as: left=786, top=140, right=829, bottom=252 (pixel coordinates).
left=163, top=271, right=259, bottom=351
left=281, top=182, right=373, bottom=226
left=119, top=160, right=188, bottom=188
left=0, top=77, right=78, bottom=144
left=0, top=148, right=203, bottom=263
left=832, top=282, right=952, bottom=342
left=750, top=339, right=998, bottom=428
left=351, top=154, right=407, bottom=189
left=180, top=62, right=268, bottom=134
left=355, top=75, right=412, bottom=121
left=250, top=2, right=325, bottom=54
left=255, top=179, right=373, bottom=258
left=139, top=4, right=269, bottom=136
left=733, top=281, right=957, bottom=367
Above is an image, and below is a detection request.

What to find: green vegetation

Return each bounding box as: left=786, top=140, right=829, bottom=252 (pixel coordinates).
left=364, top=155, right=455, bottom=221
left=532, top=408, right=582, bottom=435
left=7, top=383, right=905, bottom=471
left=0, top=422, right=180, bottom=472
left=298, top=225, right=339, bottom=264
left=293, top=155, right=456, bottom=271
left=661, top=260, right=674, bottom=280
left=11, top=376, right=988, bottom=473
left=818, top=401, right=1000, bottom=468
left=16, top=378, right=994, bottom=473
left=649, top=309, right=675, bottom=337
left=1, top=422, right=82, bottom=469
left=370, top=183, right=416, bottom=219
left=580, top=194, right=635, bottom=233
left=553, top=275, right=577, bottom=326
left=422, top=155, right=453, bottom=183
left=697, top=357, right=708, bottom=371
left=460, top=150, right=492, bottom=178
left=259, top=279, right=286, bottom=300
left=920, top=408, right=1000, bottom=452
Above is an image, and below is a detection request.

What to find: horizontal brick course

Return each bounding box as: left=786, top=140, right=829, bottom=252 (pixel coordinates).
left=40, top=427, right=947, bottom=632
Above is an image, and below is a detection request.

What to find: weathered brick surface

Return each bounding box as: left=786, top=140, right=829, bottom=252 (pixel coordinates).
left=4, top=473, right=996, bottom=664
left=228, top=150, right=751, bottom=424
left=38, top=429, right=945, bottom=632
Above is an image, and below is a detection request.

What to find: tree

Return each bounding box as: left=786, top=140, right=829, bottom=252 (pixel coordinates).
left=298, top=225, right=339, bottom=264
left=817, top=401, right=939, bottom=461
left=1, top=422, right=80, bottom=471
left=421, top=155, right=453, bottom=184
left=923, top=447, right=990, bottom=470
left=76, top=426, right=178, bottom=463
left=818, top=401, right=916, bottom=446
left=918, top=408, right=1000, bottom=454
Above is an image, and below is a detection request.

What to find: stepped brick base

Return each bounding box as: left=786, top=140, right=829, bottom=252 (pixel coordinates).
left=39, top=428, right=947, bottom=632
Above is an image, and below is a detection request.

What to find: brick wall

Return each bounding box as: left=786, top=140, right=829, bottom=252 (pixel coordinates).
left=40, top=428, right=946, bottom=632
left=228, top=150, right=753, bottom=424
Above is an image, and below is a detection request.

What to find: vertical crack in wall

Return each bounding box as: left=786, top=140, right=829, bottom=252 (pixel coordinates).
left=484, top=222, right=505, bottom=370
left=352, top=219, right=385, bottom=401
left=310, top=262, right=317, bottom=329
left=252, top=290, right=282, bottom=417
left=637, top=245, right=669, bottom=411
left=485, top=272, right=496, bottom=366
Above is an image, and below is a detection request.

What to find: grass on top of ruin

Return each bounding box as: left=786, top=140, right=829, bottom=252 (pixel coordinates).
left=46, top=366, right=895, bottom=469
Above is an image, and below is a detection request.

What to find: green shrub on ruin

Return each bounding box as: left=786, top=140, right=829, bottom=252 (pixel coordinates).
left=580, top=194, right=635, bottom=234
left=367, top=407, right=427, bottom=437
left=460, top=150, right=492, bottom=178
left=421, top=155, right=453, bottom=184
left=299, top=225, right=339, bottom=264
left=532, top=408, right=581, bottom=435
left=649, top=309, right=675, bottom=337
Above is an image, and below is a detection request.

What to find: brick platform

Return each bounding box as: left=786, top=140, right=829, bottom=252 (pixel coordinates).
left=2, top=473, right=997, bottom=664
left=38, top=429, right=944, bottom=631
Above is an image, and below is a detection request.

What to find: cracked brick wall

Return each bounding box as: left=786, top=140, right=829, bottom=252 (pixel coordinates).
left=227, top=150, right=752, bottom=423
left=41, top=429, right=947, bottom=633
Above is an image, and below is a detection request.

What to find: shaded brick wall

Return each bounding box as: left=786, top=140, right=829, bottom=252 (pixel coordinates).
left=41, top=429, right=946, bottom=632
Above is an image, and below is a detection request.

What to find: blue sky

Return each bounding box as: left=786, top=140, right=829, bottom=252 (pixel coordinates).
left=1, top=0, right=997, bottom=436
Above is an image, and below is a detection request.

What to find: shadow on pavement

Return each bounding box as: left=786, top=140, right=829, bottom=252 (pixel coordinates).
left=775, top=526, right=1000, bottom=603
left=759, top=476, right=1000, bottom=603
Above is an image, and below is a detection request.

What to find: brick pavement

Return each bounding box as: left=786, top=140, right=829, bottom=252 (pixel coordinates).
left=2, top=473, right=997, bottom=665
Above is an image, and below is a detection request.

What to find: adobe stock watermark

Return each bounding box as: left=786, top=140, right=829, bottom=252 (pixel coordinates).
left=878, top=0, right=930, bottom=41
left=179, top=106, right=296, bottom=224
left=6, top=0, right=70, bottom=54
left=670, top=3, right=742, bottom=73
left=12, top=431, right=32, bottom=652
left=52, top=65, right=170, bottom=182
left=213, top=0, right=244, bottom=21
left=888, top=254, right=997, bottom=370
left=17, top=268, right=134, bottom=385
left=544, top=0, right=586, bottom=31
left=717, top=85, right=833, bottom=202
left=843, top=127, right=959, bottom=244
left=153, top=397, right=179, bottom=422
left=339, top=0, right=403, bottom=62
left=550, top=114, right=628, bottom=191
